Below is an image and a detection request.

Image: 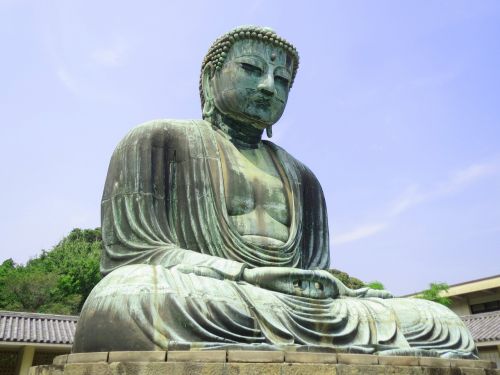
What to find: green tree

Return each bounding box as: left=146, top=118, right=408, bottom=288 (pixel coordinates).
left=417, top=282, right=451, bottom=307
left=327, top=269, right=365, bottom=289
left=0, top=228, right=102, bottom=314
left=366, top=281, right=385, bottom=290
left=2, top=268, right=59, bottom=312
left=0, top=259, right=20, bottom=310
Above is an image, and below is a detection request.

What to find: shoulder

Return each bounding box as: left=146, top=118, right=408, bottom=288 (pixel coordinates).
left=116, top=119, right=209, bottom=149
left=264, top=140, right=324, bottom=193
left=265, top=141, right=317, bottom=178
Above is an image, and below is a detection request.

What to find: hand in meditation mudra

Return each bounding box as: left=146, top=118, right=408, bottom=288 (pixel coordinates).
left=73, top=26, right=476, bottom=358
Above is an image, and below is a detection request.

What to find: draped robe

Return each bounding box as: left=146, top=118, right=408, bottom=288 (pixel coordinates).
left=73, top=119, right=477, bottom=358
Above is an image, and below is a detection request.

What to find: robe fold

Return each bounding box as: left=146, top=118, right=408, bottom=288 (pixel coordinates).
left=100, top=119, right=329, bottom=275
left=73, top=119, right=477, bottom=358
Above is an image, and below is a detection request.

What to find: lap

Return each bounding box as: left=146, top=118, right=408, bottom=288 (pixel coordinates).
left=73, top=264, right=475, bottom=357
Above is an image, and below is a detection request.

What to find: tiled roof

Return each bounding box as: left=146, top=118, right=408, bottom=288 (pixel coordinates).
left=0, top=310, right=78, bottom=345
left=461, top=310, right=500, bottom=343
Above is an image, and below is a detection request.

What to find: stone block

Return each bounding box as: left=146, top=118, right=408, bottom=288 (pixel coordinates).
left=421, top=368, right=457, bottom=375
left=225, top=362, right=282, bottom=375
left=167, top=350, right=226, bottom=362
left=168, top=362, right=225, bottom=375
left=109, top=362, right=167, bottom=375
left=110, top=362, right=225, bottom=375
left=108, top=350, right=166, bottom=362
left=282, top=363, right=336, bottom=375
left=384, top=365, right=427, bottom=375
left=29, top=365, right=63, bottom=375
left=284, top=351, right=337, bottom=364
left=378, top=356, right=419, bottom=366
left=227, top=350, right=284, bottom=363
left=336, top=364, right=386, bottom=375
left=53, top=355, right=68, bottom=366
left=67, top=352, right=108, bottom=363
left=460, top=369, right=487, bottom=375
left=479, top=361, right=496, bottom=369
left=63, top=363, right=111, bottom=375
left=295, top=346, right=337, bottom=353
left=30, top=359, right=500, bottom=375
left=337, top=354, right=378, bottom=365
left=450, top=359, right=496, bottom=369
left=419, top=357, right=451, bottom=368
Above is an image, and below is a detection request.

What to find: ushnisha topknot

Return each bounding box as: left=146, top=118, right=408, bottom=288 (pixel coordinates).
left=199, top=25, right=300, bottom=108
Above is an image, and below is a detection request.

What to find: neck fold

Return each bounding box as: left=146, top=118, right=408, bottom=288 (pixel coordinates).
left=211, top=112, right=264, bottom=149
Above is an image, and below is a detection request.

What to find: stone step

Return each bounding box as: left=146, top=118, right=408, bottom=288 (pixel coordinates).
left=40, top=350, right=497, bottom=375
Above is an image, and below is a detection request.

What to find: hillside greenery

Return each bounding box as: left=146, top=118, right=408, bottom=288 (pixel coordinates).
left=0, top=228, right=102, bottom=315
left=327, top=269, right=365, bottom=289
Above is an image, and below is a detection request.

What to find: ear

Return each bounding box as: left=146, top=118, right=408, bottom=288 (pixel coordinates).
left=202, top=63, right=215, bottom=119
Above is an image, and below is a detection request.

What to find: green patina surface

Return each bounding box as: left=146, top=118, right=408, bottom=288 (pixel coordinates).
left=72, top=26, right=477, bottom=359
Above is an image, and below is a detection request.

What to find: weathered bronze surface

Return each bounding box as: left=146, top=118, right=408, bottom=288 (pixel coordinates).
left=72, top=26, right=477, bottom=358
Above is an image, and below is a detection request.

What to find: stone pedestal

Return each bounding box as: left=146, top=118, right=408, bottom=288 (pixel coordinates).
left=30, top=351, right=498, bottom=375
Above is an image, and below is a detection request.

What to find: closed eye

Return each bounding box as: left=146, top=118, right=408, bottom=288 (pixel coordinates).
left=240, top=63, right=262, bottom=75
left=275, top=75, right=290, bottom=86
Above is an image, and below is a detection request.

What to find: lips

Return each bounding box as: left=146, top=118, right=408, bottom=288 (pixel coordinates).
left=253, top=96, right=272, bottom=108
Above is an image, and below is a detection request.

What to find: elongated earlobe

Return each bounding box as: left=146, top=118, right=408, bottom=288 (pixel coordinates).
left=203, top=99, right=215, bottom=119
left=202, top=64, right=215, bottom=121
left=266, top=125, right=273, bottom=138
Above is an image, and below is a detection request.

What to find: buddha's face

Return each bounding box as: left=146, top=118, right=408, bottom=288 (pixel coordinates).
left=209, top=39, right=294, bottom=129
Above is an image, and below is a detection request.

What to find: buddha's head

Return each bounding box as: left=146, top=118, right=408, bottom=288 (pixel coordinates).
left=200, top=26, right=299, bottom=132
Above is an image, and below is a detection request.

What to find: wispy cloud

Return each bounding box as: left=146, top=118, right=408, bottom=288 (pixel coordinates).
left=90, top=38, right=128, bottom=67
left=334, top=161, right=498, bottom=245
left=390, top=162, right=497, bottom=217
left=437, top=163, right=497, bottom=194
left=389, top=184, right=426, bottom=216
left=334, top=222, right=388, bottom=245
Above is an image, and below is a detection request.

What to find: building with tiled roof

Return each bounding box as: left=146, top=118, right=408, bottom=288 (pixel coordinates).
left=462, top=310, right=500, bottom=345
left=442, top=274, right=500, bottom=367
left=0, top=311, right=77, bottom=375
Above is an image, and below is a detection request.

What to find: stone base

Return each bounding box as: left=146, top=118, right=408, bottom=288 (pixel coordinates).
left=30, top=351, right=499, bottom=375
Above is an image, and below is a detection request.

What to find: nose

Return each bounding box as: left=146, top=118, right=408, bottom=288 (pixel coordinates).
left=257, top=73, right=275, bottom=97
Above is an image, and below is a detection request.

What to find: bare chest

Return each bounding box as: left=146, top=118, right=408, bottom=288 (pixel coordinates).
left=216, top=135, right=290, bottom=244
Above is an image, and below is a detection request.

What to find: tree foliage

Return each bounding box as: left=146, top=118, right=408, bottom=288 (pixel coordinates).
left=327, top=269, right=365, bottom=289
left=366, top=281, right=385, bottom=290
left=0, top=228, right=102, bottom=314
left=417, top=282, right=452, bottom=307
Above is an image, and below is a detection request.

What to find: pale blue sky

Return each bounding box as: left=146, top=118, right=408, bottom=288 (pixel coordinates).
left=1, top=1, right=499, bottom=295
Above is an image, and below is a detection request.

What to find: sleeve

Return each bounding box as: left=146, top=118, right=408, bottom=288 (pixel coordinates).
left=100, top=120, right=246, bottom=279
left=298, top=163, right=331, bottom=271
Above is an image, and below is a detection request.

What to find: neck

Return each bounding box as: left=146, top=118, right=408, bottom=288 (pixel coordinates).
left=210, top=111, right=264, bottom=149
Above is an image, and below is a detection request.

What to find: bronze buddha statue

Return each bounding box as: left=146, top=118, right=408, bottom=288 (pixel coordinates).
left=73, top=26, right=477, bottom=359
